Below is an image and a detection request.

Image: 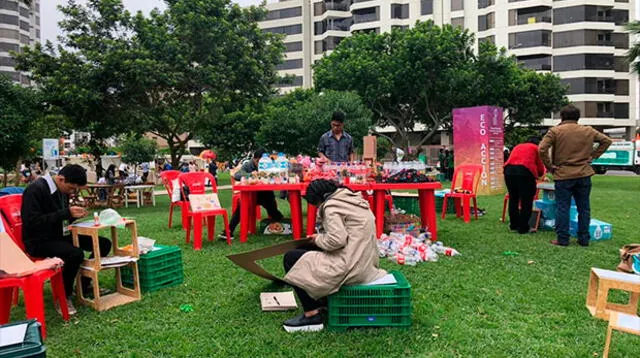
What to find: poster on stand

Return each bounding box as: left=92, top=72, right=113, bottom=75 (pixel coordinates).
left=452, top=106, right=505, bottom=195
left=42, top=139, right=59, bottom=160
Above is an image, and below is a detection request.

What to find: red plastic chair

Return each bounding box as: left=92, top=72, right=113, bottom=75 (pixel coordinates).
left=160, top=170, right=188, bottom=229
left=0, top=227, right=70, bottom=340
left=0, top=194, right=24, bottom=249
left=179, top=172, right=231, bottom=249
left=441, top=165, right=483, bottom=223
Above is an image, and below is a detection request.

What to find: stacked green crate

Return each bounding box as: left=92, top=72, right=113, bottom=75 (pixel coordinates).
left=391, top=193, right=420, bottom=216
left=327, top=271, right=411, bottom=332
left=0, top=320, right=46, bottom=357
left=122, top=244, right=184, bottom=293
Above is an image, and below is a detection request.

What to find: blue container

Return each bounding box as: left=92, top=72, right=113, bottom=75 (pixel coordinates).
left=535, top=200, right=557, bottom=220
left=541, top=189, right=555, bottom=202
left=633, top=255, right=640, bottom=275
left=569, top=219, right=613, bottom=241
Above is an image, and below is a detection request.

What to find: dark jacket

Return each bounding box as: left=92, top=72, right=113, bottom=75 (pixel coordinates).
left=21, top=176, right=73, bottom=249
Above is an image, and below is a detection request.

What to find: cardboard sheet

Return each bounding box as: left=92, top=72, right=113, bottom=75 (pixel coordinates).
left=0, top=233, right=63, bottom=277
left=227, top=238, right=312, bottom=282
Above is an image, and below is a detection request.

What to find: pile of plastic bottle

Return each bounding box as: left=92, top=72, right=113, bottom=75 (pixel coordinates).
left=243, top=152, right=299, bottom=184
left=377, top=232, right=461, bottom=266
left=382, top=161, right=428, bottom=175
left=304, top=160, right=373, bottom=184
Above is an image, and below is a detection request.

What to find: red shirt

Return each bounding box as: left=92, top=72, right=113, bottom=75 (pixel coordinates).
left=505, top=143, right=546, bottom=178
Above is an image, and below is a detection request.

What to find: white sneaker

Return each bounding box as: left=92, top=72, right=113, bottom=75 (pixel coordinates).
left=56, top=300, right=77, bottom=316
left=218, top=233, right=234, bottom=241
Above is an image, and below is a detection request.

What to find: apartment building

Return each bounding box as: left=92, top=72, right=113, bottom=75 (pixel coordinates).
left=259, top=0, right=638, bottom=138
left=0, top=0, right=40, bottom=85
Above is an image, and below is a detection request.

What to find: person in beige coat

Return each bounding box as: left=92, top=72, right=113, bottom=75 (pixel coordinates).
left=282, top=179, right=387, bottom=332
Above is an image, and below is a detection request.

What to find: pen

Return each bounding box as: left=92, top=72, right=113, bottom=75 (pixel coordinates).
left=273, top=296, right=280, bottom=306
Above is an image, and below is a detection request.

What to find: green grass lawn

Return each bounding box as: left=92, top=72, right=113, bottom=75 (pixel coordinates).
left=8, top=176, right=640, bottom=357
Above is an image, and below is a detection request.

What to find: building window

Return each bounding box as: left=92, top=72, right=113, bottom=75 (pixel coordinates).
left=612, top=10, right=629, bottom=25
left=561, top=78, right=619, bottom=95
left=315, top=18, right=351, bottom=35
left=596, top=102, right=612, bottom=117
left=0, top=14, right=19, bottom=26
left=478, top=0, right=494, bottom=9
left=553, top=54, right=613, bottom=72
left=421, top=0, right=433, bottom=15
left=391, top=4, right=409, bottom=19
left=0, top=42, right=19, bottom=53
left=615, top=79, right=629, bottom=95
left=353, top=7, right=379, bottom=24
left=451, top=17, right=464, bottom=28
left=554, top=30, right=621, bottom=48
left=314, top=36, right=343, bottom=54
left=614, top=56, right=628, bottom=72
left=509, top=30, right=551, bottom=49
left=614, top=103, right=629, bottom=118
left=19, top=34, right=29, bottom=44
left=276, top=58, right=303, bottom=70
left=0, top=0, right=19, bottom=11
left=265, top=7, right=302, bottom=21
left=0, top=70, right=19, bottom=81
left=19, top=6, right=29, bottom=18
left=553, top=6, right=622, bottom=25
left=517, top=55, right=551, bottom=71
left=0, top=56, right=16, bottom=67
left=451, top=0, right=464, bottom=11
left=478, top=13, right=495, bottom=31
left=0, top=29, right=19, bottom=40
left=314, top=1, right=351, bottom=15
left=277, top=75, right=303, bottom=87
left=284, top=41, right=303, bottom=53
left=479, top=35, right=495, bottom=45
left=19, top=20, right=29, bottom=31
left=263, top=24, right=302, bottom=35
left=509, top=7, right=552, bottom=26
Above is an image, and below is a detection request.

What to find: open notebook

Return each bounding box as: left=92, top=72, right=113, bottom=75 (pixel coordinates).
left=260, top=291, right=298, bottom=311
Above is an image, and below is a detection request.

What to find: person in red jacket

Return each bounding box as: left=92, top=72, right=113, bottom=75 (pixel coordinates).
left=504, top=136, right=546, bottom=234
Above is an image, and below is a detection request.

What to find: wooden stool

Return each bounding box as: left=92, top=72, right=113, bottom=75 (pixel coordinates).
left=586, top=268, right=640, bottom=320
left=603, top=312, right=640, bottom=358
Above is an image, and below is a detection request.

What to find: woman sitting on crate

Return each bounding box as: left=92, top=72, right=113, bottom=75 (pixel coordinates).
left=282, top=179, right=387, bottom=333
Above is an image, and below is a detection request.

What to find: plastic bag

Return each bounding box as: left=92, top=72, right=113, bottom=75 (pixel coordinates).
left=171, top=179, right=181, bottom=202
left=99, top=209, right=126, bottom=228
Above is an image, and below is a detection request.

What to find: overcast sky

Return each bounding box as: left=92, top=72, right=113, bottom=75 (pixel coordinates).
left=42, top=0, right=268, bottom=46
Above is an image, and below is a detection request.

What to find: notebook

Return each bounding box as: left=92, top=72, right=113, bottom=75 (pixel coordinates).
left=260, top=291, right=298, bottom=311
left=189, top=193, right=221, bottom=212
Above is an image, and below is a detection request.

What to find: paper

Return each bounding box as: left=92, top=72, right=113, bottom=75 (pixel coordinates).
left=87, top=256, right=138, bottom=269
left=227, top=238, right=313, bottom=282
left=363, top=273, right=397, bottom=286
left=189, top=193, right=221, bottom=212
left=260, top=291, right=298, bottom=311
left=71, top=221, right=99, bottom=228
left=0, top=322, right=28, bottom=347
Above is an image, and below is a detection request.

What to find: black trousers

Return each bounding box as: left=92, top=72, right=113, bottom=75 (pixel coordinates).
left=283, top=248, right=326, bottom=312
left=26, top=235, right=112, bottom=296
left=504, top=166, right=537, bottom=234
left=229, top=191, right=284, bottom=234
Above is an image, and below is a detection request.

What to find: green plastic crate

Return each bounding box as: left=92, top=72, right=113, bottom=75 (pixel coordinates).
left=435, top=196, right=456, bottom=214
left=122, top=245, right=184, bottom=293
left=0, top=320, right=46, bottom=358
left=327, top=271, right=411, bottom=332
left=392, top=194, right=420, bottom=216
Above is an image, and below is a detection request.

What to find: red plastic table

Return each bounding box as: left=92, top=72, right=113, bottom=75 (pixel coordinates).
left=369, top=182, right=442, bottom=240
left=234, top=183, right=304, bottom=242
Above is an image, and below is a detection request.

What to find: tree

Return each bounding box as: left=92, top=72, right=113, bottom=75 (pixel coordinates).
left=120, top=133, right=157, bottom=175
left=314, top=21, right=567, bottom=151
left=0, top=75, right=39, bottom=186
left=14, top=0, right=146, bottom=164
left=255, top=89, right=372, bottom=156
left=627, top=21, right=640, bottom=73
left=130, top=0, right=285, bottom=166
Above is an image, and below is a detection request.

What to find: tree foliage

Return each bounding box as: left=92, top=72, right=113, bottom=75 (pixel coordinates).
left=120, top=133, right=157, bottom=168
left=314, top=21, right=567, bottom=150
left=255, top=89, right=372, bottom=156
left=626, top=21, right=640, bottom=73
left=14, top=0, right=145, bottom=162
left=131, top=0, right=285, bottom=166
left=0, top=75, right=40, bottom=185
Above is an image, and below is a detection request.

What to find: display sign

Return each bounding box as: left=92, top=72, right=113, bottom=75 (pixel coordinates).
left=452, top=106, right=505, bottom=195
left=42, top=139, right=59, bottom=160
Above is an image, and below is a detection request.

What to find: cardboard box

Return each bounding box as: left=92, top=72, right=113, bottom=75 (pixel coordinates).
left=569, top=219, right=612, bottom=241
left=363, top=136, right=377, bottom=160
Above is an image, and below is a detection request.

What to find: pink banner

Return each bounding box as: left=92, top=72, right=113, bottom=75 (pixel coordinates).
left=452, top=106, right=504, bottom=195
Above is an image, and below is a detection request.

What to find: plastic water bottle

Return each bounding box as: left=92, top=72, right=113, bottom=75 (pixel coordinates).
left=405, top=255, right=419, bottom=266
left=276, top=152, right=289, bottom=175
left=432, top=245, right=461, bottom=256
left=258, top=153, right=271, bottom=173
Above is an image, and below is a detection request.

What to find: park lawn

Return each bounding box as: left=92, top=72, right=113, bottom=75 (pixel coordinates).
left=9, top=175, right=640, bottom=357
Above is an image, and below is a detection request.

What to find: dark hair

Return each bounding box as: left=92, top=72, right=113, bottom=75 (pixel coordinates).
left=331, top=111, right=345, bottom=123
left=560, top=104, right=580, bottom=122
left=253, top=148, right=266, bottom=159
left=526, top=136, right=541, bottom=145
left=58, top=164, right=87, bottom=186
left=304, top=179, right=339, bottom=206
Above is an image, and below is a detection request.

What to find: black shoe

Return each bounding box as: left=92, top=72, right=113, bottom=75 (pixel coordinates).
left=218, top=233, right=234, bottom=241
left=283, top=313, right=324, bottom=333
left=577, top=241, right=589, bottom=247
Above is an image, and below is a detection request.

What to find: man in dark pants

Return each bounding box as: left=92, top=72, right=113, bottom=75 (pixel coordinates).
left=220, top=148, right=284, bottom=240
left=21, top=164, right=112, bottom=315
left=539, top=104, right=612, bottom=247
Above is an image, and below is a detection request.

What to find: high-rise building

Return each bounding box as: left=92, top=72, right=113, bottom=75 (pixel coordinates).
left=0, top=0, right=40, bottom=85
left=259, top=0, right=638, bottom=138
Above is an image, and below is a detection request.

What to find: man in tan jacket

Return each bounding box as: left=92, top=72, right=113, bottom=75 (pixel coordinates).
left=539, top=104, right=612, bottom=247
